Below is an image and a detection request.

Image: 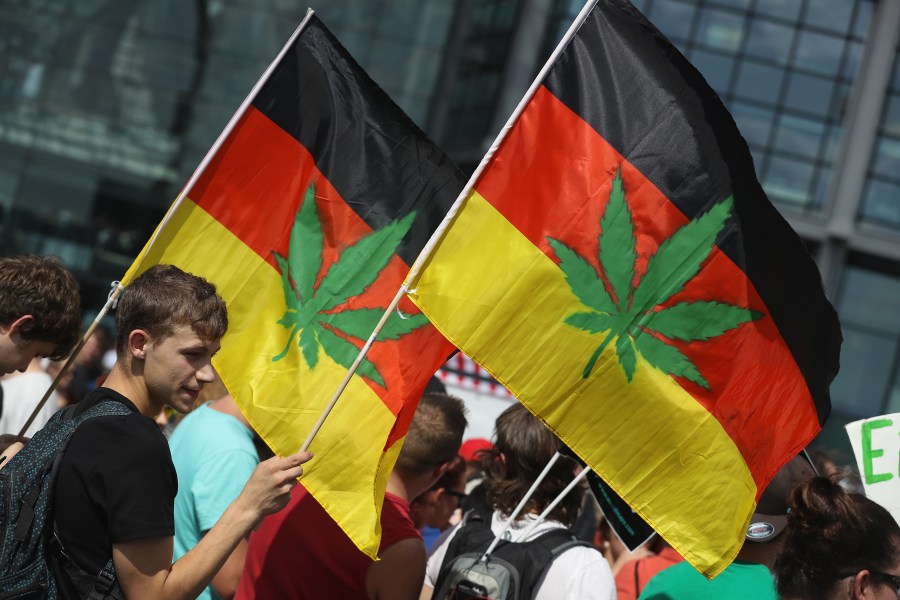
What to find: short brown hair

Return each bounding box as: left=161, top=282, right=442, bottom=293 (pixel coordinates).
left=115, top=265, right=227, bottom=355
left=0, top=255, right=80, bottom=360
left=482, top=404, right=583, bottom=526
left=395, top=393, right=468, bottom=476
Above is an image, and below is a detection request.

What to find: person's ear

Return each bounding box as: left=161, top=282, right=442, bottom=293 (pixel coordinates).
left=128, top=330, right=151, bottom=360
left=6, top=315, right=35, bottom=341
left=852, top=570, right=870, bottom=599
left=432, top=460, right=452, bottom=481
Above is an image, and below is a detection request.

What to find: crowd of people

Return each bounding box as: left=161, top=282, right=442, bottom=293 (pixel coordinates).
left=0, top=254, right=898, bottom=600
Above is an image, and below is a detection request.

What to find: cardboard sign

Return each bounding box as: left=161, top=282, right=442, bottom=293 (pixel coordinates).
left=846, top=413, right=900, bottom=524
left=561, top=446, right=655, bottom=550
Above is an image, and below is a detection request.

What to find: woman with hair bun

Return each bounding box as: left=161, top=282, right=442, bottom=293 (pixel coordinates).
left=774, top=475, right=900, bottom=599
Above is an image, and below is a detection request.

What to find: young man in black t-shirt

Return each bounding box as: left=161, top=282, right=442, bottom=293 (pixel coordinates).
left=52, top=264, right=312, bottom=600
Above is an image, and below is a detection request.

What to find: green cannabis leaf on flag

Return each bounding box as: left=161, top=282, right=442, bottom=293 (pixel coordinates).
left=272, top=182, right=429, bottom=387
left=549, top=169, right=762, bottom=389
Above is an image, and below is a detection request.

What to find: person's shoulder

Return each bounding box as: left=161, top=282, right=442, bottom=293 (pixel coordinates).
left=657, top=560, right=698, bottom=580
left=551, top=541, right=611, bottom=583
left=637, top=561, right=701, bottom=599
left=380, top=492, right=422, bottom=550
left=69, top=390, right=166, bottom=457
left=171, top=404, right=251, bottom=448
left=2, top=370, right=52, bottom=391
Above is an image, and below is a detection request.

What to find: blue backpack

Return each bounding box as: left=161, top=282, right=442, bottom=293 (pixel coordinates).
left=0, top=400, right=132, bottom=599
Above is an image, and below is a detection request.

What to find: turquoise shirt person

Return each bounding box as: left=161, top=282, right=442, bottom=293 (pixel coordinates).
left=170, top=402, right=258, bottom=600
left=638, top=560, right=777, bottom=600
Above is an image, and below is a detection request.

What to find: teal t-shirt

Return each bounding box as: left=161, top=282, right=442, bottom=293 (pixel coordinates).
left=638, top=560, right=777, bottom=600
left=169, top=403, right=258, bottom=600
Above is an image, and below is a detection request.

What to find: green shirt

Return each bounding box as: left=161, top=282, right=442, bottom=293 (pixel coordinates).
left=638, top=560, right=777, bottom=600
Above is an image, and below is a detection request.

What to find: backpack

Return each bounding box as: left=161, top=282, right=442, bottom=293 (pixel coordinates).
left=0, top=400, right=133, bottom=600
left=432, top=505, right=592, bottom=600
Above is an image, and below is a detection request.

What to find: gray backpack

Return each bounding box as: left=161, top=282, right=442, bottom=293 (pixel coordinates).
left=432, top=506, right=591, bottom=600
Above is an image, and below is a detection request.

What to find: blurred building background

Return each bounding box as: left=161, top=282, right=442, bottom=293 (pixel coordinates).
left=0, top=0, right=897, bottom=459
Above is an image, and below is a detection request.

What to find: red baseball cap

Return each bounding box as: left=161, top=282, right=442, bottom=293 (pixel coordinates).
left=459, top=438, right=493, bottom=462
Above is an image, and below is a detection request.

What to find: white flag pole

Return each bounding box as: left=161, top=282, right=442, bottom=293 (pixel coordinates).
left=479, top=451, right=562, bottom=561
left=515, top=466, right=592, bottom=542
left=403, top=0, right=600, bottom=289
left=124, top=9, right=316, bottom=283
left=302, top=0, right=600, bottom=450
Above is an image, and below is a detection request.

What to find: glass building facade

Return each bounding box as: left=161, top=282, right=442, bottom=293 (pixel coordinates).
left=1, top=0, right=898, bottom=460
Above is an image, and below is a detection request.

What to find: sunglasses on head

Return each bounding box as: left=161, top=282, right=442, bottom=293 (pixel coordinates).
left=871, top=571, right=900, bottom=598
left=841, top=571, right=900, bottom=598
left=445, top=490, right=467, bottom=505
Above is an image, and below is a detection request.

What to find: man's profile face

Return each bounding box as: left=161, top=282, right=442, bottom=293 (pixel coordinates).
left=142, top=325, right=220, bottom=414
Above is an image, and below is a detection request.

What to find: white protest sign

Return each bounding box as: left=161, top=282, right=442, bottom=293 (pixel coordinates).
left=846, top=413, right=900, bottom=525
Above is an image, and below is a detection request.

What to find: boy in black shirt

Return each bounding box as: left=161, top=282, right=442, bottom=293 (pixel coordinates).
left=53, top=264, right=312, bottom=600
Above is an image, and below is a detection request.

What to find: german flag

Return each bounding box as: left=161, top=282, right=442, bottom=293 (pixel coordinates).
left=123, top=13, right=463, bottom=558
left=407, top=0, right=840, bottom=576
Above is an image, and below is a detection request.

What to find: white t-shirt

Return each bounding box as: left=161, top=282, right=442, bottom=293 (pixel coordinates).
left=424, top=511, right=616, bottom=600
left=0, top=371, right=58, bottom=437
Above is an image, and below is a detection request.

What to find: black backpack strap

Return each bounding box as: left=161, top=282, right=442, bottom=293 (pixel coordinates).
left=526, top=528, right=594, bottom=600
left=86, top=558, right=124, bottom=600
left=529, top=526, right=593, bottom=554
left=11, top=404, right=80, bottom=542
left=49, top=399, right=131, bottom=599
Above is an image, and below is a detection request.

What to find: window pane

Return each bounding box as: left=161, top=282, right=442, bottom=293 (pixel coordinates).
left=707, top=0, right=751, bottom=9
left=860, top=179, right=900, bottom=229
left=783, top=73, right=835, bottom=118
left=689, top=49, right=735, bottom=94
left=871, top=137, right=900, bottom=178
left=763, top=155, right=815, bottom=206
left=794, top=30, right=845, bottom=77
left=853, top=1, right=875, bottom=40
left=745, top=18, right=794, bottom=65
left=754, top=0, right=802, bottom=22
left=842, top=41, right=864, bottom=82
left=839, top=267, right=900, bottom=334
left=829, top=329, right=894, bottom=417
left=773, top=114, right=825, bottom=159
left=881, top=95, right=900, bottom=139
left=734, top=60, right=784, bottom=105
left=887, top=376, right=900, bottom=414
left=731, top=101, right=774, bottom=148
left=648, top=0, right=696, bottom=43
left=802, top=0, right=853, bottom=35
left=822, top=125, right=842, bottom=162
left=696, top=8, right=745, bottom=52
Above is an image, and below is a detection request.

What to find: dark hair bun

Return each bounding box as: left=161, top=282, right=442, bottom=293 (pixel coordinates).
left=788, top=476, right=852, bottom=534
